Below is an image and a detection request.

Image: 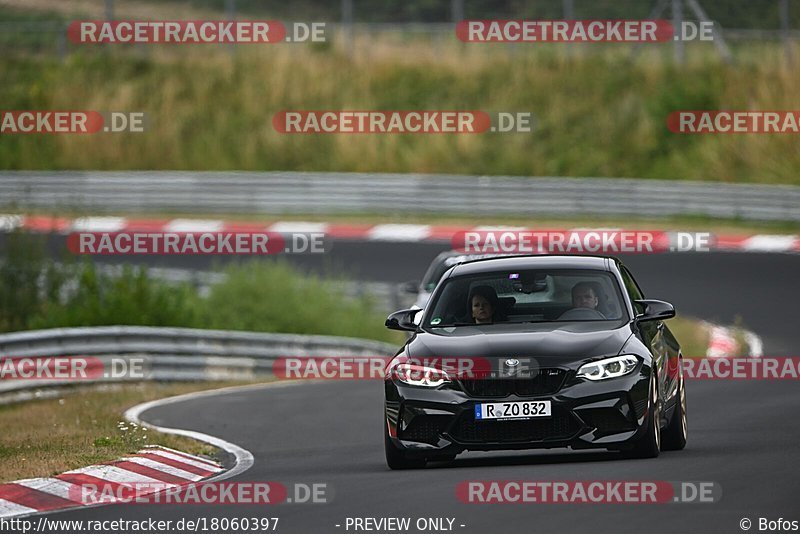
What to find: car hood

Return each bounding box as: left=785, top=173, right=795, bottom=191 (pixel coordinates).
left=407, top=322, right=633, bottom=367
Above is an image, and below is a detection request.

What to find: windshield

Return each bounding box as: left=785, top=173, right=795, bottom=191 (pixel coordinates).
left=423, top=268, right=627, bottom=328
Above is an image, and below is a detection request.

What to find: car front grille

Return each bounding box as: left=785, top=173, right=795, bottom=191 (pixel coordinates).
left=458, top=368, right=567, bottom=398
left=451, top=407, right=580, bottom=443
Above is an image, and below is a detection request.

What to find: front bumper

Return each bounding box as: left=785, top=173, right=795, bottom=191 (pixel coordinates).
left=385, top=368, right=651, bottom=458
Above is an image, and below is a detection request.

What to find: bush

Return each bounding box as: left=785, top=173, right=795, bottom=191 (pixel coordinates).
left=0, top=232, right=396, bottom=343
left=201, top=261, right=392, bottom=340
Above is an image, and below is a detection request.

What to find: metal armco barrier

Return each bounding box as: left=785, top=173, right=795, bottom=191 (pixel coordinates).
left=1, top=171, right=798, bottom=221
left=0, top=326, right=398, bottom=403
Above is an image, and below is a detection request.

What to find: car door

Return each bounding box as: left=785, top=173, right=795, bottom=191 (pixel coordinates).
left=620, top=266, right=680, bottom=405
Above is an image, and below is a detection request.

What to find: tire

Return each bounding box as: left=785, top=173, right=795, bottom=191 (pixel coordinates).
left=384, top=421, right=426, bottom=470
left=661, top=372, right=687, bottom=451
left=623, top=373, right=661, bottom=459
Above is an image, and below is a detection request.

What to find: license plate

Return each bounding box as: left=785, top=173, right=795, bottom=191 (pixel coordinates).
left=474, top=401, right=551, bottom=421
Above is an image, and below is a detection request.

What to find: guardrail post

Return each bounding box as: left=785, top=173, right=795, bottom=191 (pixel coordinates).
left=390, top=285, right=401, bottom=313
left=563, top=0, right=575, bottom=58
left=451, top=0, right=464, bottom=22
left=342, top=0, right=354, bottom=58
left=672, top=0, right=685, bottom=64
left=225, top=0, right=236, bottom=55
left=447, top=0, right=465, bottom=57
left=780, top=0, right=794, bottom=62
left=57, top=22, right=68, bottom=62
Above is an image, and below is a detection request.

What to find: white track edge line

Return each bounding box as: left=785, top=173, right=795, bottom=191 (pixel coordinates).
left=124, top=381, right=303, bottom=483
left=2, top=381, right=305, bottom=520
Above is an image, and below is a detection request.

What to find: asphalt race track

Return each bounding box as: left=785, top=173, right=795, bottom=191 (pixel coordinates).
left=11, top=242, right=800, bottom=533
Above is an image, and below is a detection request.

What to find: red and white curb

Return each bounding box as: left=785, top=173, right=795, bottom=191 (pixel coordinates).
left=703, top=321, right=764, bottom=358
left=0, top=383, right=279, bottom=519
left=0, top=445, right=222, bottom=518
left=2, top=214, right=799, bottom=253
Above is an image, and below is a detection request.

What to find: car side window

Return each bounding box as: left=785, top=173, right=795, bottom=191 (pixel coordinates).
left=620, top=267, right=646, bottom=314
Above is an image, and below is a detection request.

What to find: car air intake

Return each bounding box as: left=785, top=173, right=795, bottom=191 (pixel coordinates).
left=451, top=407, right=580, bottom=443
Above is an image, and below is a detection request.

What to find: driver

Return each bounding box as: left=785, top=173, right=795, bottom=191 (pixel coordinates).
left=572, top=282, right=599, bottom=310
left=468, top=285, right=504, bottom=324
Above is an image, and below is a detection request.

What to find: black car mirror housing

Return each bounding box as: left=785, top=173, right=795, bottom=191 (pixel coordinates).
left=634, top=299, right=676, bottom=323
left=385, top=308, right=422, bottom=331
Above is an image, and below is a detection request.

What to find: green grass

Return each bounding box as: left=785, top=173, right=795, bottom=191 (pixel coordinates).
left=1, top=35, right=799, bottom=184
left=0, top=381, right=254, bottom=483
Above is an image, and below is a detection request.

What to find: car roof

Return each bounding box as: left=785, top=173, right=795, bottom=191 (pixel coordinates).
left=449, top=254, right=615, bottom=276
left=435, top=251, right=517, bottom=267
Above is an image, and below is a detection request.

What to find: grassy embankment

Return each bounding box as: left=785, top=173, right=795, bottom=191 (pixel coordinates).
left=1, top=8, right=799, bottom=184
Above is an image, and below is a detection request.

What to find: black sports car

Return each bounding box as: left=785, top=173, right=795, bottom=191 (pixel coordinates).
left=384, top=255, right=687, bottom=469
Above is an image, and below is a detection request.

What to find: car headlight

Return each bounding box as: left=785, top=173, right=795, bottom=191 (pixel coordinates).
left=576, top=355, right=639, bottom=381
left=390, top=363, right=450, bottom=387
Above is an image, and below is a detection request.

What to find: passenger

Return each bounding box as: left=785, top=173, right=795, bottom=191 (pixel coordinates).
left=572, top=282, right=599, bottom=310
left=469, top=285, right=503, bottom=324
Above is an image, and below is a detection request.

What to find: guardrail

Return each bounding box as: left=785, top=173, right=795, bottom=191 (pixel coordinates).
left=2, top=171, right=798, bottom=221
left=0, top=326, right=398, bottom=403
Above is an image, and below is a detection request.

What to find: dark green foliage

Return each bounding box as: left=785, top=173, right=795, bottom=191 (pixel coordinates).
left=0, top=232, right=396, bottom=342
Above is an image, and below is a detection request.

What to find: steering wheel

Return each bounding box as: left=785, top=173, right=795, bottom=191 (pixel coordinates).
left=557, top=307, right=607, bottom=320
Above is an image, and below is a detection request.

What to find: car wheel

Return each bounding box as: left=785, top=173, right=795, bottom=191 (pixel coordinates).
left=623, top=373, right=661, bottom=459
left=384, top=421, right=427, bottom=470
left=661, top=372, right=687, bottom=451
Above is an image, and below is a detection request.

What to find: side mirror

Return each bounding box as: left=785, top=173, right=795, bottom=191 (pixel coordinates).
left=400, top=280, right=420, bottom=294
left=385, top=308, right=422, bottom=332
left=634, top=299, right=676, bottom=322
